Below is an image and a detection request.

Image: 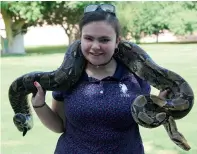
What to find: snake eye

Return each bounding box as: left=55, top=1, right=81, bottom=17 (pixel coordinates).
left=13, top=113, right=26, bottom=123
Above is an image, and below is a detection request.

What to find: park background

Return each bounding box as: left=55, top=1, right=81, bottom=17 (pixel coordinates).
left=1, top=1, right=197, bottom=154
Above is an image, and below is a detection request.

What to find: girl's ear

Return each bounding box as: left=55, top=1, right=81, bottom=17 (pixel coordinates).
left=115, top=36, right=121, bottom=48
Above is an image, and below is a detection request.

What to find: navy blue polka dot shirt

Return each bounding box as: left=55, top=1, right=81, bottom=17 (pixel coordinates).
left=52, top=61, right=151, bottom=154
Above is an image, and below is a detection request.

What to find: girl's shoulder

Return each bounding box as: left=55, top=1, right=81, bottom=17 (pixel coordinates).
left=120, top=63, right=151, bottom=94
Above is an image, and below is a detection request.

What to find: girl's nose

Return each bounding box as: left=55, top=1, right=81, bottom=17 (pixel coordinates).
left=91, top=41, right=100, bottom=50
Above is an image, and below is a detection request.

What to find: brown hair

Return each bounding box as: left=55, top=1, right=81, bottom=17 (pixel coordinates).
left=79, top=11, right=121, bottom=38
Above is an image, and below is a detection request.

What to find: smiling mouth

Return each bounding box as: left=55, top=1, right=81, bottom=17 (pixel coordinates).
left=90, top=53, right=103, bottom=56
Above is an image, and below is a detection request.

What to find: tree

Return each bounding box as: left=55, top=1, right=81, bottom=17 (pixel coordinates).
left=115, top=1, right=145, bottom=43
left=1, top=1, right=44, bottom=54
left=166, top=2, right=197, bottom=35
left=115, top=1, right=197, bottom=43
left=39, top=1, right=112, bottom=45
left=138, top=2, right=169, bottom=43
left=1, top=1, right=112, bottom=54
left=115, top=1, right=164, bottom=43
left=36, top=1, right=84, bottom=45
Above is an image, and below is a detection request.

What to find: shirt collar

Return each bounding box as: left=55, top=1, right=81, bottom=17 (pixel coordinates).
left=81, top=60, right=127, bottom=82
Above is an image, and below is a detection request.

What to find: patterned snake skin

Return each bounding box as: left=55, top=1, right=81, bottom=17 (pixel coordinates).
left=8, top=40, right=194, bottom=151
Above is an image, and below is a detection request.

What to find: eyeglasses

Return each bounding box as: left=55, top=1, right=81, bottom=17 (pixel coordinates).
left=84, top=4, right=116, bottom=16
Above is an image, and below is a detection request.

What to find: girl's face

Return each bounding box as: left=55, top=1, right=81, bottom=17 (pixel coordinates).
left=81, top=21, right=119, bottom=66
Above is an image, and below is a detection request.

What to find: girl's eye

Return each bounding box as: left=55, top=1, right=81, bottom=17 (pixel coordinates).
left=100, top=38, right=110, bottom=43
left=85, top=37, right=93, bottom=41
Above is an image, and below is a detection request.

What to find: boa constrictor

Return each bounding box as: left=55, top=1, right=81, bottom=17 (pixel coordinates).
left=8, top=40, right=194, bottom=151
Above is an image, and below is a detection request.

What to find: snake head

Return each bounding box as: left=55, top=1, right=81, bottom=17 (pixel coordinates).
left=13, top=113, right=33, bottom=136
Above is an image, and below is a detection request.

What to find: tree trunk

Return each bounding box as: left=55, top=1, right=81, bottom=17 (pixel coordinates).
left=74, top=25, right=80, bottom=40
left=62, top=24, right=81, bottom=45
left=1, top=36, right=8, bottom=54
left=62, top=24, right=74, bottom=45
left=68, top=34, right=73, bottom=45
left=8, top=33, right=25, bottom=54
left=156, top=33, right=159, bottom=43
left=67, top=31, right=75, bottom=45
left=135, top=35, right=141, bottom=44
left=1, top=9, right=12, bottom=53
left=1, top=9, right=25, bottom=54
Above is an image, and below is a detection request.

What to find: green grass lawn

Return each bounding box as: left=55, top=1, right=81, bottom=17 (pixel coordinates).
left=1, top=44, right=197, bottom=154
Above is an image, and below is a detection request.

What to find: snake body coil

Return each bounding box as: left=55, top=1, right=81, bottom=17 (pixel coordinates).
left=8, top=40, right=194, bottom=151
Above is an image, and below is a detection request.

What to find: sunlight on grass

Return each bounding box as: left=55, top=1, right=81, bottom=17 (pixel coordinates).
left=1, top=44, right=197, bottom=154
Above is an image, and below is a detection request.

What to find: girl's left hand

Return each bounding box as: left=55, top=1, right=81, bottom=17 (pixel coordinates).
left=158, top=89, right=170, bottom=99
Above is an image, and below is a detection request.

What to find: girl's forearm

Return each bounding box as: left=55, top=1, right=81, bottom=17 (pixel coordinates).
left=34, top=104, right=64, bottom=133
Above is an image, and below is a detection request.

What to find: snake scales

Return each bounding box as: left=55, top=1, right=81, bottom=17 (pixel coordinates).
left=8, top=40, right=194, bottom=151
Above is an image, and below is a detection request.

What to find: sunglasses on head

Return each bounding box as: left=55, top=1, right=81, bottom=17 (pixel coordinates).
left=84, top=4, right=116, bottom=16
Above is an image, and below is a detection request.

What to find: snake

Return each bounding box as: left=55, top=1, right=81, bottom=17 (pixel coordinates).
left=8, top=40, right=194, bottom=151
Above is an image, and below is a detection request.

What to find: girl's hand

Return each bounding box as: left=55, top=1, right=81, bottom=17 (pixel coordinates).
left=31, top=81, right=46, bottom=107
left=158, top=89, right=170, bottom=99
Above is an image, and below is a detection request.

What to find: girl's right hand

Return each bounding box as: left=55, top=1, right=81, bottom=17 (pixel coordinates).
left=31, top=81, right=46, bottom=107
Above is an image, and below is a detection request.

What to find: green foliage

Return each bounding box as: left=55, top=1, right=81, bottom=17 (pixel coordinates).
left=1, top=1, right=197, bottom=43
left=37, top=1, right=92, bottom=29
left=37, top=1, right=113, bottom=43
left=38, top=1, right=81, bottom=26
left=1, top=1, right=47, bottom=53
left=139, top=2, right=169, bottom=35
left=1, top=1, right=9, bottom=10
left=166, top=2, right=197, bottom=35
left=115, top=2, right=142, bottom=41
left=115, top=1, right=169, bottom=42
left=1, top=1, right=44, bottom=33
left=183, top=1, right=197, bottom=10
left=115, top=1, right=197, bottom=42
left=9, top=2, right=43, bottom=22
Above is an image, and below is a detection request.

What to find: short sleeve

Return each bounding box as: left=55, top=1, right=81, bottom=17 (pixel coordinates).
left=133, top=74, right=151, bottom=95
left=139, top=79, right=151, bottom=95
left=52, top=91, right=64, bottom=102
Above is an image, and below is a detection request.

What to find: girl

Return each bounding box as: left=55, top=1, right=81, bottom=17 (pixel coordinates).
left=32, top=4, right=168, bottom=154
